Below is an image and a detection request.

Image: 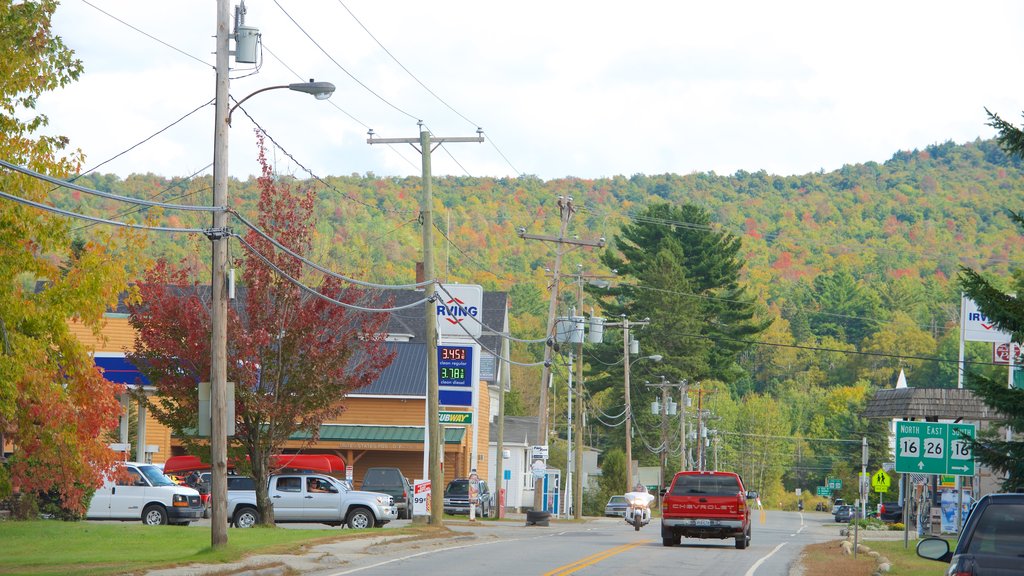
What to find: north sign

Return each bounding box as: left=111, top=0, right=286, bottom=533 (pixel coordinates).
left=895, top=421, right=975, bottom=476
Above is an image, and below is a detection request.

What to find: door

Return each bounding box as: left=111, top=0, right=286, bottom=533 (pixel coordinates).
left=270, top=476, right=305, bottom=520
left=86, top=481, right=114, bottom=519
left=109, top=467, right=149, bottom=519
left=303, top=476, right=340, bottom=521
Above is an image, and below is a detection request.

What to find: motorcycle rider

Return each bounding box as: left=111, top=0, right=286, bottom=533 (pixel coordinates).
left=628, top=483, right=652, bottom=525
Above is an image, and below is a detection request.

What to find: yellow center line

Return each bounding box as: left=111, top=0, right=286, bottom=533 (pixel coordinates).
left=543, top=540, right=652, bottom=576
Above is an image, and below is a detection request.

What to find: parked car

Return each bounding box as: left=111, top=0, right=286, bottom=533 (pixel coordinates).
left=227, top=473, right=396, bottom=529
left=86, top=461, right=205, bottom=526
left=604, top=495, right=628, bottom=517
left=879, top=501, right=903, bottom=523
left=443, top=477, right=493, bottom=517
left=834, top=504, right=857, bottom=523
left=360, top=467, right=413, bottom=520
left=660, top=470, right=757, bottom=549
left=830, top=497, right=845, bottom=514
left=917, top=493, right=1024, bottom=575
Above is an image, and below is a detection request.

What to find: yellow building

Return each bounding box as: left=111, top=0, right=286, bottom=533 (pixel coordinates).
left=69, top=290, right=508, bottom=490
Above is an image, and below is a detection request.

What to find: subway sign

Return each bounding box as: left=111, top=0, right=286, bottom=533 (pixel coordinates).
left=436, top=284, right=482, bottom=337
left=439, top=411, right=473, bottom=424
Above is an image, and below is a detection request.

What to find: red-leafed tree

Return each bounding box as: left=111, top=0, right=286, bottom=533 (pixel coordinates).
left=127, top=133, right=394, bottom=524
left=0, top=1, right=145, bottom=518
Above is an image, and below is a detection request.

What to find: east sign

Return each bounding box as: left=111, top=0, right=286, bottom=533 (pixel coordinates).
left=895, top=421, right=975, bottom=476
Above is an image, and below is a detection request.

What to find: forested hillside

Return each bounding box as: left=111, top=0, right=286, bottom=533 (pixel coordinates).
left=61, top=137, right=1024, bottom=503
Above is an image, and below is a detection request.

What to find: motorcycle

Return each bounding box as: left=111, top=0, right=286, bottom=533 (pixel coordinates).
left=623, top=491, right=655, bottom=531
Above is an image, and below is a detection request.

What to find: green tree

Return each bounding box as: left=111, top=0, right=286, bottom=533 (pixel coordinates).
left=0, top=0, right=143, bottom=515
left=126, top=136, right=394, bottom=524
left=955, top=108, right=1024, bottom=490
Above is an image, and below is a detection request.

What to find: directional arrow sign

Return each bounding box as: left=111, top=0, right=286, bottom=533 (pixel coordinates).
left=895, top=421, right=975, bottom=476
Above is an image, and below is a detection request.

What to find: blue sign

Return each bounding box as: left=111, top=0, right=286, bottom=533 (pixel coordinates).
left=503, top=469, right=512, bottom=481
left=438, top=344, right=474, bottom=407
left=438, top=345, right=473, bottom=387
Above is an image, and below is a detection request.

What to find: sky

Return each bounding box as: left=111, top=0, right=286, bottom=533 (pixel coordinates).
left=40, top=0, right=1024, bottom=182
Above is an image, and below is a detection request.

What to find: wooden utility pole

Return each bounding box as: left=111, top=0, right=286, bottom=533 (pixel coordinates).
left=645, top=379, right=687, bottom=494
left=209, top=0, right=231, bottom=548
left=367, top=125, right=483, bottom=525
left=603, top=316, right=651, bottom=490
left=518, top=197, right=603, bottom=513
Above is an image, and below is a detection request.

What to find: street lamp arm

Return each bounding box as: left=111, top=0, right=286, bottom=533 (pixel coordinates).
left=228, top=80, right=336, bottom=124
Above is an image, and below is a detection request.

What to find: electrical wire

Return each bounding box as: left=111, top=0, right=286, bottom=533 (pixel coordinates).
left=73, top=165, right=213, bottom=232
left=232, top=233, right=430, bottom=313
left=0, top=159, right=223, bottom=213
left=0, top=189, right=206, bottom=234
left=232, top=107, right=414, bottom=215
left=230, top=210, right=433, bottom=290
left=75, top=98, right=214, bottom=181
left=80, top=0, right=212, bottom=69
left=432, top=222, right=515, bottom=283
left=271, top=0, right=418, bottom=122
left=264, top=43, right=423, bottom=171
left=332, top=2, right=522, bottom=176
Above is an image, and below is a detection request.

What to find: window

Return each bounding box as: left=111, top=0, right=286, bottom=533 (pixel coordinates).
left=275, top=477, right=302, bottom=493
left=670, top=474, right=741, bottom=496
left=118, top=469, right=144, bottom=487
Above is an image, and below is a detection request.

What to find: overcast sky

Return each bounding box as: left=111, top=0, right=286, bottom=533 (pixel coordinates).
left=41, top=0, right=1024, bottom=182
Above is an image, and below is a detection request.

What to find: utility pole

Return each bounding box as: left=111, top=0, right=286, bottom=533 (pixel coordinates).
left=691, top=383, right=714, bottom=471
left=517, top=198, right=603, bottom=513
left=604, top=316, right=650, bottom=489
left=646, top=379, right=687, bottom=494
left=569, top=268, right=613, bottom=519
left=209, top=0, right=231, bottom=549
left=367, top=125, right=483, bottom=525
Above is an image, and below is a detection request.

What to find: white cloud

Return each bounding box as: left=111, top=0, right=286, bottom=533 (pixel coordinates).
left=37, top=0, right=1024, bottom=181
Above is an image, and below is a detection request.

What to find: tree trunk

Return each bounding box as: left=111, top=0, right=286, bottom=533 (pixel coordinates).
left=252, top=448, right=274, bottom=525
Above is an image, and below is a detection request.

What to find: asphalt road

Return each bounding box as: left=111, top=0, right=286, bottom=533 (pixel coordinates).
left=161, top=510, right=844, bottom=576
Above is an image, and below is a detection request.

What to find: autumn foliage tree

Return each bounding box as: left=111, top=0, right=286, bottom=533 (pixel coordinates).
left=0, top=1, right=144, bottom=516
left=127, top=133, right=394, bottom=523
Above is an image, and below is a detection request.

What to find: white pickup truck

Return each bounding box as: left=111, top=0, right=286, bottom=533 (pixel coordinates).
left=227, top=473, right=397, bottom=529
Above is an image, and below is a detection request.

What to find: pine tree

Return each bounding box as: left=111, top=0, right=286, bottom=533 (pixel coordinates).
left=958, top=108, right=1024, bottom=490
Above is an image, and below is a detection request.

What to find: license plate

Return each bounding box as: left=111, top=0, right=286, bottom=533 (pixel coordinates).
left=695, top=519, right=711, bottom=526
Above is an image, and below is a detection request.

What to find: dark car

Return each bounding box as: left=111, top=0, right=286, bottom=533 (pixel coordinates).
left=834, top=505, right=857, bottom=523
left=604, top=495, right=628, bottom=517
left=443, top=478, right=492, bottom=517
left=359, top=467, right=412, bottom=519
left=879, top=501, right=903, bottom=523
left=917, top=493, right=1024, bottom=575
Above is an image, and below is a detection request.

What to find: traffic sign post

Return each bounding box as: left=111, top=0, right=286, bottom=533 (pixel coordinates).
left=895, top=421, right=975, bottom=476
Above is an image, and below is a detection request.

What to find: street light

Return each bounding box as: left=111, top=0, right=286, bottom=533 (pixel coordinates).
left=624, top=352, right=661, bottom=489
left=209, top=70, right=334, bottom=547
left=228, top=80, right=336, bottom=125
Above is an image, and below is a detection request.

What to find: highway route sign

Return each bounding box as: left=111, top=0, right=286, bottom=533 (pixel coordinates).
left=895, top=421, right=975, bottom=476
left=816, top=486, right=831, bottom=496
left=827, top=478, right=842, bottom=490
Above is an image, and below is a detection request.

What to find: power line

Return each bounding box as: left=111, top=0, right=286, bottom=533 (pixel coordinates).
left=0, top=159, right=221, bottom=213
left=230, top=210, right=431, bottom=291
left=0, top=189, right=205, bottom=234
left=232, top=233, right=429, bottom=313
left=73, top=166, right=213, bottom=233
left=260, top=43, right=420, bottom=172
left=271, top=0, right=418, bottom=121
left=80, top=0, right=212, bottom=69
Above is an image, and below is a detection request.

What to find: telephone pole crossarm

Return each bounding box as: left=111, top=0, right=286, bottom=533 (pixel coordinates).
left=365, top=125, right=483, bottom=527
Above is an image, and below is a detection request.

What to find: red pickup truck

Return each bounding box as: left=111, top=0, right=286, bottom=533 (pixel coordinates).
left=660, top=470, right=758, bottom=549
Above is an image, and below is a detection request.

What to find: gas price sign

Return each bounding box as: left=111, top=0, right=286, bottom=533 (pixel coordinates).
left=438, top=345, right=473, bottom=387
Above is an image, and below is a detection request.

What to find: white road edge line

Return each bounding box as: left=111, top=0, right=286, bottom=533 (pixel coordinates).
left=323, top=534, right=544, bottom=575
left=743, top=542, right=787, bottom=576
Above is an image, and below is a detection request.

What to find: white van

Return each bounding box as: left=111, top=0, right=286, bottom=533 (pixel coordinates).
left=86, top=461, right=205, bottom=525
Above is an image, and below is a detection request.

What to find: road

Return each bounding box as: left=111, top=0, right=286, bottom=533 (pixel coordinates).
left=232, top=510, right=842, bottom=576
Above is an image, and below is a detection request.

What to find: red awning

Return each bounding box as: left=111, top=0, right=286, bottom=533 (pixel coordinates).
left=162, top=453, right=346, bottom=475
left=162, top=455, right=208, bottom=474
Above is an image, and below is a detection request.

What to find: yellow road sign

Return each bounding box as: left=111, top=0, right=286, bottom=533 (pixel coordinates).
left=871, top=468, right=891, bottom=493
